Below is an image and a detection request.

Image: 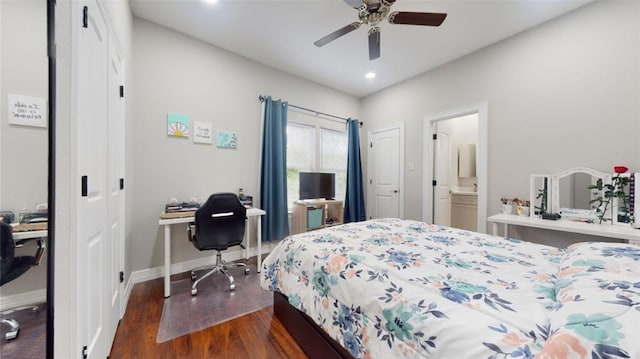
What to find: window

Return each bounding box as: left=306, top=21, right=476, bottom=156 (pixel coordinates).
left=286, top=120, right=348, bottom=210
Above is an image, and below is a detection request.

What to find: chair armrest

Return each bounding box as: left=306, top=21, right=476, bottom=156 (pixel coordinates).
left=187, top=222, right=195, bottom=241
left=33, top=238, right=46, bottom=265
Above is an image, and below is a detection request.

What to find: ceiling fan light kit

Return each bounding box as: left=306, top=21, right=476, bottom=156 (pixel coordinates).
left=314, top=0, right=447, bottom=61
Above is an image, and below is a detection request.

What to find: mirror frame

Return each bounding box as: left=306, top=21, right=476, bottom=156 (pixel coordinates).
left=46, top=0, right=55, bottom=357
left=551, top=167, right=612, bottom=215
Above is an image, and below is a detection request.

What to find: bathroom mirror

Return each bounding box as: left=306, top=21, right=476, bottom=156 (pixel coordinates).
left=529, top=174, right=550, bottom=217
left=551, top=167, right=612, bottom=216
left=458, top=143, right=476, bottom=178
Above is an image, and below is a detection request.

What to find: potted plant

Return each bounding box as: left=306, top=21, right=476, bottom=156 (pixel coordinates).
left=500, top=197, right=513, bottom=215
left=516, top=199, right=530, bottom=216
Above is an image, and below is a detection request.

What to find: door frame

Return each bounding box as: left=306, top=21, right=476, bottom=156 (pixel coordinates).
left=422, top=103, right=488, bottom=233
left=367, top=123, right=405, bottom=220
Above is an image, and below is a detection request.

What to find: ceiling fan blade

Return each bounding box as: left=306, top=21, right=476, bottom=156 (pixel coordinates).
left=314, top=22, right=361, bottom=47
left=368, top=27, right=380, bottom=60
left=388, top=11, right=447, bottom=26
left=343, top=0, right=365, bottom=9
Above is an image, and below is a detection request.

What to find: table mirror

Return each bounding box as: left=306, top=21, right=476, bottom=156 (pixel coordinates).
left=551, top=167, right=612, bottom=220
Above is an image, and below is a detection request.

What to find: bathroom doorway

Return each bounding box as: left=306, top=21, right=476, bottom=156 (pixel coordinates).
left=433, top=115, right=478, bottom=231
left=423, top=103, right=488, bottom=233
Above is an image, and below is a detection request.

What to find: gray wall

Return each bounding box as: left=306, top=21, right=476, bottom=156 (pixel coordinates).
left=0, top=0, right=48, bottom=295
left=129, top=18, right=361, bottom=272
left=361, top=0, right=639, bottom=246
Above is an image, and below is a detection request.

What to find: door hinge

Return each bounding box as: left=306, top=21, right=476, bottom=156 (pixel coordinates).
left=81, top=176, right=88, bottom=197
left=82, top=345, right=88, bottom=359
left=120, top=178, right=124, bottom=190
left=369, top=179, right=372, bottom=185
left=432, top=134, right=437, bottom=140
left=119, top=271, right=124, bottom=283
left=120, top=85, right=124, bottom=98
left=370, top=142, right=372, bottom=148
left=82, top=6, right=88, bottom=28
left=432, top=180, right=437, bottom=186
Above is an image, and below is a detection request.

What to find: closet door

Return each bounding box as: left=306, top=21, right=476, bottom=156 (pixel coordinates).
left=106, top=32, right=125, bottom=351
left=76, top=1, right=108, bottom=357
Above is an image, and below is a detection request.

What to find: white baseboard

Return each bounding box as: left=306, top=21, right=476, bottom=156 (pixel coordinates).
left=121, top=245, right=275, bottom=313
left=0, top=289, right=46, bottom=312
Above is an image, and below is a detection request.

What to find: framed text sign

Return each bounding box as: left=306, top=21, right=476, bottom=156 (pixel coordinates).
left=193, top=122, right=213, bottom=144
left=8, top=94, right=47, bottom=128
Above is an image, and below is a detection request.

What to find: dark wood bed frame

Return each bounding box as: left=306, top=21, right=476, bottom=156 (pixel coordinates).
left=273, top=291, right=354, bottom=359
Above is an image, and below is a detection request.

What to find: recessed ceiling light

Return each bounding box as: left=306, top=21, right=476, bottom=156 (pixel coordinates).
left=203, top=0, right=218, bottom=4
left=365, top=72, right=376, bottom=79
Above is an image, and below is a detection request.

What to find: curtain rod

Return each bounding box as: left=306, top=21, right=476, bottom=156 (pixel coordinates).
left=258, top=95, right=362, bottom=127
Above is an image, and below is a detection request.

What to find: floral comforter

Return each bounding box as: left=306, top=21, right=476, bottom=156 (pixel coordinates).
left=260, top=218, right=640, bottom=359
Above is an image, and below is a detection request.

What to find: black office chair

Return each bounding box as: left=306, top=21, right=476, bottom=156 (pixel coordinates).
left=0, top=222, right=45, bottom=340
left=187, top=193, right=250, bottom=296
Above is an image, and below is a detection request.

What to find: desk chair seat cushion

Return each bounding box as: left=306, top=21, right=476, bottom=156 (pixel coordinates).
left=1, top=256, right=35, bottom=286
left=192, top=193, right=247, bottom=252
left=0, top=222, right=36, bottom=286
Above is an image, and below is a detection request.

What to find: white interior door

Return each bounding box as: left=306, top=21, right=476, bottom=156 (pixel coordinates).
left=433, top=132, right=451, bottom=226
left=369, top=127, right=401, bottom=219
left=76, top=2, right=108, bottom=358
left=106, top=33, right=124, bottom=349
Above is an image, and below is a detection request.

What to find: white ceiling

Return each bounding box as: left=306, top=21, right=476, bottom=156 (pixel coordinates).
left=130, top=0, right=594, bottom=98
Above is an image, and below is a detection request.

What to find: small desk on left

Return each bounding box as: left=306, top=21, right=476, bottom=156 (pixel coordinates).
left=10, top=222, right=47, bottom=266
left=11, top=222, right=48, bottom=240
left=158, top=207, right=266, bottom=298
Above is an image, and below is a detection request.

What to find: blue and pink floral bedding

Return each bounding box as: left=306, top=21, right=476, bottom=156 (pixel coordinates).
left=260, top=218, right=640, bottom=359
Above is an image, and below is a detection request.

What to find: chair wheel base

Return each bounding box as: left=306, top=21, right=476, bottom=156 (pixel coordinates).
left=190, top=272, right=197, bottom=282
left=2, top=318, right=20, bottom=340
left=5, top=329, right=18, bottom=340
left=244, top=267, right=250, bottom=275
left=191, top=288, right=198, bottom=296
left=229, top=283, right=235, bottom=291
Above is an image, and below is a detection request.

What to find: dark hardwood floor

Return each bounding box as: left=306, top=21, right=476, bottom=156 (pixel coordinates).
left=109, top=262, right=308, bottom=359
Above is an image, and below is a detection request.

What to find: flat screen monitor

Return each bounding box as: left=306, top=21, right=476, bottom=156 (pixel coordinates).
left=299, top=172, right=335, bottom=200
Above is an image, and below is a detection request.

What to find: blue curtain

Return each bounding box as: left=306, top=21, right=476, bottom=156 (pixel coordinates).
left=260, top=96, right=290, bottom=241
left=343, top=119, right=366, bottom=223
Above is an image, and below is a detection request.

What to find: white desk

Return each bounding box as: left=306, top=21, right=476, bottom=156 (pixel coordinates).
left=488, top=213, right=640, bottom=244
left=11, top=223, right=48, bottom=240
left=158, top=207, right=266, bottom=298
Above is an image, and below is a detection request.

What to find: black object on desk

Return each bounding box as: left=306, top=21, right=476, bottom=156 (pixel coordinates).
left=541, top=213, right=561, bottom=220
left=165, top=202, right=200, bottom=213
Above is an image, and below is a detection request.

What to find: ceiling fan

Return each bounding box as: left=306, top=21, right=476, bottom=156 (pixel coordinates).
left=314, top=0, right=447, bottom=60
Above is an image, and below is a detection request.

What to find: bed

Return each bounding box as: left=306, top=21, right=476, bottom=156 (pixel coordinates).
left=260, top=218, right=640, bottom=359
